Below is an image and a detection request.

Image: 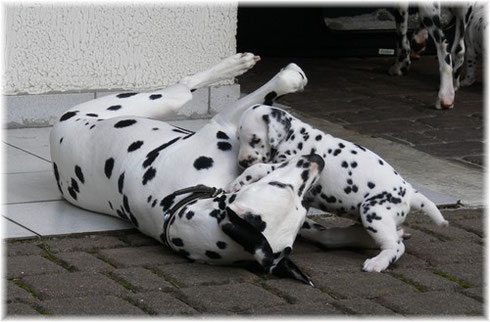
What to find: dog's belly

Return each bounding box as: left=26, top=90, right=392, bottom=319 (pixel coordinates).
left=50, top=116, right=241, bottom=239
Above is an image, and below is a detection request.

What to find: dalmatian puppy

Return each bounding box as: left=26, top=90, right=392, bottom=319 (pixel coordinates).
left=389, top=2, right=480, bottom=109
left=165, top=154, right=324, bottom=286
left=230, top=104, right=449, bottom=272
left=460, top=2, right=486, bottom=87
left=50, top=53, right=323, bottom=281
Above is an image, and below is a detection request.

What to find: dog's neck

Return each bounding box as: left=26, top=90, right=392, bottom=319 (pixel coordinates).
left=272, top=117, right=330, bottom=161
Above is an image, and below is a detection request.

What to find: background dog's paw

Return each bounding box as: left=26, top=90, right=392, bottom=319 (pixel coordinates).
left=362, top=256, right=390, bottom=272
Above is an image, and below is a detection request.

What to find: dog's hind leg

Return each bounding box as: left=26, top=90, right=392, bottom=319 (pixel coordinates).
left=58, top=53, right=259, bottom=121
left=212, top=63, right=308, bottom=129
left=389, top=3, right=411, bottom=76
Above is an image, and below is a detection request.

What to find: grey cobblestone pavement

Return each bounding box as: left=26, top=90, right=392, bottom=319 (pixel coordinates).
left=5, top=208, right=484, bottom=317
left=5, top=56, right=485, bottom=317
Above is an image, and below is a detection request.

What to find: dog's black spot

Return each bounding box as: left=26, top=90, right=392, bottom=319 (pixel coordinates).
left=367, top=182, right=376, bottom=189
left=114, top=119, right=137, bottom=128
left=217, top=241, right=227, bottom=249
left=60, top=111, right=78, bottom=122
left=205, top=250, right=221, bottom=259
left=333, top=149, right=342, bottom=156
left=116, top=92, right=138, bottom=98
left=216, top=131, right=229, bottom=140
left=130, top=214, right=139, bottom=227
left=86, top=113, right=98, bottom=117
left=262, top=114, right=270, bottom=124
left=104, top=158, right=114, bottom=179
left=149, top=94, right=162, bottom=100
left=344, top=186, right=352, bottom=194
left=228, top=194, right=237, bottom=204
left=194, top=156, right=214, bottom=170
left=53, top=163, right=63, bottom=194
left=71, top=178, right=79, bottom=193
left=68, top=187, right=77, bottom=200
left=127, top=140, right=144, bottom=152
left=264, top=91, right=277, bottom=105
left=107, top=105, right=122, bottom=111
left=142, top=167, right=157, bottom=185
left=108, top=201, right=113, bottom=210
left=123, top=194, right=131, bottom=213
left=143, top=137, right=180, bottom=168
left=315, top=135, right=322, bottom=141
left=217, top=142, right=232, bottom=151
left=161, top=194, right=175, bottom=212
left=297, top=142, right=303, bottom=150
left=341, top=161, right=348, bottom=168
left=351, top=162, right=358, bottom=168
left=185, top=211, right=194, bottom=220
left=118, top=172, right=125, bottom=194
left=74, top=165, right=85, bottom=183
left=269, top=181, right=293, bottom=190
left=172, top=238, right=184, bottom=247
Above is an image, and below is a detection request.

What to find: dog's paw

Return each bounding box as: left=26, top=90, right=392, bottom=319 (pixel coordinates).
left=227, top=179, right=245, bottom=193
left=274, top=63, right=308, bottom=95
left=214, top=52, right=260, bottom=80
left=362, top=256, right=390, bottom=272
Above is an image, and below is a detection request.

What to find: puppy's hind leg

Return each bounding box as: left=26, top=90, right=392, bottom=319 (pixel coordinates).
left=360, top=204, right=405, bottom=272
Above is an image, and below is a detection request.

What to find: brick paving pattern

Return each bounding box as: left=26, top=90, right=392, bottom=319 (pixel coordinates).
left=5, top=208, right=484, bottom=316
left=238, top=56, right=484, bottom=168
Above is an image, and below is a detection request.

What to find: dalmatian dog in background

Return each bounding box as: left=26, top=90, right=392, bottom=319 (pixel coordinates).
left=166, top=154, right=324, bottom=286
left=230, top=104, right=449, bottom=272
left=389, top=2, right=483, bottom=109
left=50, top=53, right=331, bottom=283
left=460, top=2, right=486, bottom=87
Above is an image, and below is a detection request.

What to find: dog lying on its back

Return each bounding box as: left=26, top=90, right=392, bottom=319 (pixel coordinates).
left=230, top=104, right=448, bottom=272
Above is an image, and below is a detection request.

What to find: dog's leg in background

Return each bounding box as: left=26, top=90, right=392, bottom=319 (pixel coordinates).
left=213, top=63, right=308, bottom=129
left=419, top=3, right=455, bottom=109
left=389, top=3, right=411, bottom=76
left=450, top=7, right=469, bottom=91
left=460, top=45, right=478, bottom=87
left=59, top=53, right=259, bottom=121
left=410, top=23, right=429, bottom=59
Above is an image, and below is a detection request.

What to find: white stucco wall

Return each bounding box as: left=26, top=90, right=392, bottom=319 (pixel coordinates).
left=4, top=3, right=237, bottom=95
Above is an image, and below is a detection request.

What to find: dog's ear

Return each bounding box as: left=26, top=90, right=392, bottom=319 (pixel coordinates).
left=221, top=207, right=274, bottom=269
left=262, top=108, right=291, bottom=147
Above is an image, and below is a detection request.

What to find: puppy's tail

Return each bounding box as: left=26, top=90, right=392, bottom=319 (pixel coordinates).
left=410, top=190, right=449, bottom=227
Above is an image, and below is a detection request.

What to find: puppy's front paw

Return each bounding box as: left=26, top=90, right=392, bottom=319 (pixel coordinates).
left=362, top=256, right=390, bottom=273
left=227, top=180, right=245, bottom=193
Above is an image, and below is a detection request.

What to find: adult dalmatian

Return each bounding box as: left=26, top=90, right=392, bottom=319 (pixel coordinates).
left=231, top=104, right=449, bottom=272
left=50, top=53, right=330, bottom=284
left=389, top=2, right=484, bottom=109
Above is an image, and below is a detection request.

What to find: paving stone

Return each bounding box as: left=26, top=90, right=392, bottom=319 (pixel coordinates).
left=416, top=141, right=482, bottom=158
left=418, top=114, right=482, bottom=129
left=331, top=107, right=422, bottom=124
left=128, top=292, right=198, bottom=315
left=5, top=240, right=43, bottom=256
left=42, top=295, right=145, bottom=315
left=315, top=271, right=416, bottom=299
left=377, top=291, right=483, bottom=315
left=441, top=208, right=483, bottom=220
left=263, top=277, right=334, bottom=302
left=249, top=301, right=343, bottom=315
left=461, top=287, right=484, bottom=303
left=118, top=232, right=160, bottom=247
left=154, top=263, right=258, bottom=288
left=452, top=218, right=484, bottom=237
left=179, top=283, right=286, bottom=313
left=422, top=128, right=484, bottom=142
left=55, top=252, right=115, bottom=272
left=345, top=120, right=432, bottom=135
left=43, top=235, right=127, bottom=253
left=97, top=246, right=188, bottom=268
left=7, top=255, right=65, bottom=279
left=333, top=298, right=399, bottom=315
left=432, top=262, right=484, bottom=288
left=7, top=281, right=36, bottom=302
left=406, top=221, right=482, bottom=244
left=406, top=240, right=483, bottom=266
left=290, top=239, right=324, bottom=254
left=21, top=272, right=128, bottom=299
left=384, top=131, right=440, bottom=146
left=290, top=250, right=368, bottom=275
left=110, top=267, right=175, bottom=292
left=6, top=303, right=41, bottom=316
left=462, top=155, right=484, bottom=167
left=390, top=268, right=460, bottom=292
